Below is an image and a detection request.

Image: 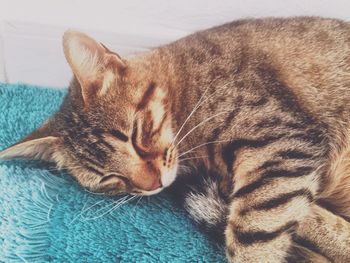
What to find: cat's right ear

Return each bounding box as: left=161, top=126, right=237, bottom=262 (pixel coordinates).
left=63, top=30, right=126, bottom=105
left=0, top=121, right=64, bottom=164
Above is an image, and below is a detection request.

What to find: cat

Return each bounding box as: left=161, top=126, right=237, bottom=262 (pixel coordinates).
left=169, top=167, right=350, bottom=262
left=1, top=16, right=350, bottom=262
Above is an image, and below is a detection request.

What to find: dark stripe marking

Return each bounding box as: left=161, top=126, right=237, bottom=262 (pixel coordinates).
left=278, top=149, right=313, bottom=159
left=76, top=112, right=91, bottom=128
left=150, top=113, right=168, bottom=138
left=240, top=189, right=314, bottom=215
left=65, top=139, right=104, bottom=168
left=254, top=116, right=281, bottom=129
left=109, top=129, right=128, bottom=142
left=235, top=221, right=298, bottom=245
left=85, top=165, right=104, bottom=176
left=258, top=160, right=282, bottom=170
left=131, top=124, right=159, bottom=159
left=87, top=142, right=108, bottom=163
left=91, top=128, right=117, bottom=150
left=80, top=154, right=104, bottom=168
left=226, top=246, right=236, bottom=257
left=263, top=166, right=314, bottom=179
left=137, top=82, right=156, bottom=111
left=234, top=166, right=314, bottom=198
left=98, top=139, right=115, bottom=151
left=234, top=177, right=267, bottom=198
left=285, top=122, right=307, bottom=130
left=247, top=97, right=269, bottom=107
left=207, top=97, right=244, bottom=164
left=222, top=135, right=285, bottom=172
left=288, top=132, right=324, bottom=145
left=91, top=128, right=105, bottom=137
left=293, top=235, right=331, bottom=261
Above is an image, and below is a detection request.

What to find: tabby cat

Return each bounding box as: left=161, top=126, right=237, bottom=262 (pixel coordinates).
left=1, top=17, right=350, bottom=262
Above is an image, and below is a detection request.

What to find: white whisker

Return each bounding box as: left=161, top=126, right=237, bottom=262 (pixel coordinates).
left=175, top=111, right=230, bottom=147
left=45, top=164, right=88, bottom=172
left=131, top=196, right=143, bottom=219
left=69, top=199, right=106, bottom=224
left=178, top=155, right=209, bottom=162
left=170, top=83, right=212, bottom=146
left=171, top=79, right=233, bottom=148
left=84, top=189, right=106, bottom=195
left=136, top=196, right=143, bottom=206
left=178, top=139, right=231, bottom=158
left=82, top=195, right=137, bottom=221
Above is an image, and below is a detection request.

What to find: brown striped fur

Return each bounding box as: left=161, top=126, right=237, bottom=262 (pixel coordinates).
left=1, top=17, right=350, bottom=262
left=320, top=128, right=350, bottom=221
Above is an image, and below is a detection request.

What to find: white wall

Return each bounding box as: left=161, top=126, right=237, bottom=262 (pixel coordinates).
left=1, top=0, right=350, bottom=87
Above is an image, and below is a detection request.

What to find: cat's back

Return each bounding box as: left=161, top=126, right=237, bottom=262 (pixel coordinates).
left=164, top=17, right=350, bottom=227
left=164, top=17, right=350, bottom=130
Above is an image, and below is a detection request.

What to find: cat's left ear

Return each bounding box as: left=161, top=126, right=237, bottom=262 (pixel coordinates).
left=0, top=122, right=63, bottom=163
left=63, top=30, right=126, bottom=104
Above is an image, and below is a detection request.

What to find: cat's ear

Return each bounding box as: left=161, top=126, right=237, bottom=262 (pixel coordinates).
left=0, top=122, right=63, bottom=163
left=63, top=30, right=126, bottom=104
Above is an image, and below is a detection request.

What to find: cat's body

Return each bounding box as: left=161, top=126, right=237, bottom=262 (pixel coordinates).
left=1, top=17, right=350, bottom=262
left=138, top=17, right=350, bottom=261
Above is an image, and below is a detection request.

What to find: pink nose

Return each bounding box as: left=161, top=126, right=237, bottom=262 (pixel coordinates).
left=148, top=178, right=162, bottom=191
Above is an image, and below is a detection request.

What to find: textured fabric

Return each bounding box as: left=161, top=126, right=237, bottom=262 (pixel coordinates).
left=0, top=83, right=225, bottom=262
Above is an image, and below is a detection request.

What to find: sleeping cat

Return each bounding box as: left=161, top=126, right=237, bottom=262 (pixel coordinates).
left=1, top=17, right=350, bottom=262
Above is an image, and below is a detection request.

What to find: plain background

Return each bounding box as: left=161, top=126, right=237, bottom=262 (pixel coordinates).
left=1, top=0, right=350, bottom=87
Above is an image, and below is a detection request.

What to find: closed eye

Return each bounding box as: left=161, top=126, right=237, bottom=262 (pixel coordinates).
left=100, top=173, right=130, bottom=185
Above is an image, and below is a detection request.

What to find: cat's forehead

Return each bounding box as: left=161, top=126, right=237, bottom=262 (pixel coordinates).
left=58, top=100, right=132, bottom=135
left=95, top=70, right=152, bottom=107
left=63, top=61, right=165, bottom=130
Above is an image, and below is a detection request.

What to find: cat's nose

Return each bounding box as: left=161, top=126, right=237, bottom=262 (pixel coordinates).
left=148, top=177, right=162, bottom=191
left=131, top=167, right=162, bottom=191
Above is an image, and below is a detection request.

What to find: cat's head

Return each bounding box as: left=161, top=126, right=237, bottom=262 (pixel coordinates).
left=0, top=30, right=178, bottom=196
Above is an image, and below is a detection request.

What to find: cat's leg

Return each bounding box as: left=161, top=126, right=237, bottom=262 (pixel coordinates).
left=294, top=204, right=350, bottom=262
left=169, top=168, right=350, bottom=262
left=223, top=141, right=325, bottom=262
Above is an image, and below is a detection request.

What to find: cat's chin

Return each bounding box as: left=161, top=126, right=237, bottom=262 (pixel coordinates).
left=138, top=187, right=164, bottom=196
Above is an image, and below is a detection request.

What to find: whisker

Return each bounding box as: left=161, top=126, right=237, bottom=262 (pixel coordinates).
left=170, top=83, right=212, bottom=146
left=84, top=189, right=106, bottom=196
left=69, top=199, right=106, bottom=225
left=44, top=164, right=87, bottom=172
left=170, top=79, right=233, bottom=148
left=175, top=111, right=231, bottom=147
left=178, top=155, right=209, bottom=162
left=72, top=195, right=130, bottom=224
left=135, top=196, right=143, bottom=206
left=79, top=196, right=129, bottom=221
left=83, top=195, right=137, bottom=221
left=178, top=139, right=231, bottom=158
left=177, top=164, right=191, bottom=173
left=131, top=196, right=143, bottom=219
left=82, top=202, right=122, bottom=221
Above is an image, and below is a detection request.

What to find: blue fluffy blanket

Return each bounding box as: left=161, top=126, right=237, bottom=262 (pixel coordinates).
left=0, top=83, right=225, bottom=262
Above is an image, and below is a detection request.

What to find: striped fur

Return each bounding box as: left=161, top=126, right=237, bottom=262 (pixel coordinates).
left=170, top=171, right=350, bottom=262
left=1, top=17, right=350, bottom=262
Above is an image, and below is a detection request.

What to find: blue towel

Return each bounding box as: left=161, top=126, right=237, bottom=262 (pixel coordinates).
left=0, top=83, right=225, bottom=262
